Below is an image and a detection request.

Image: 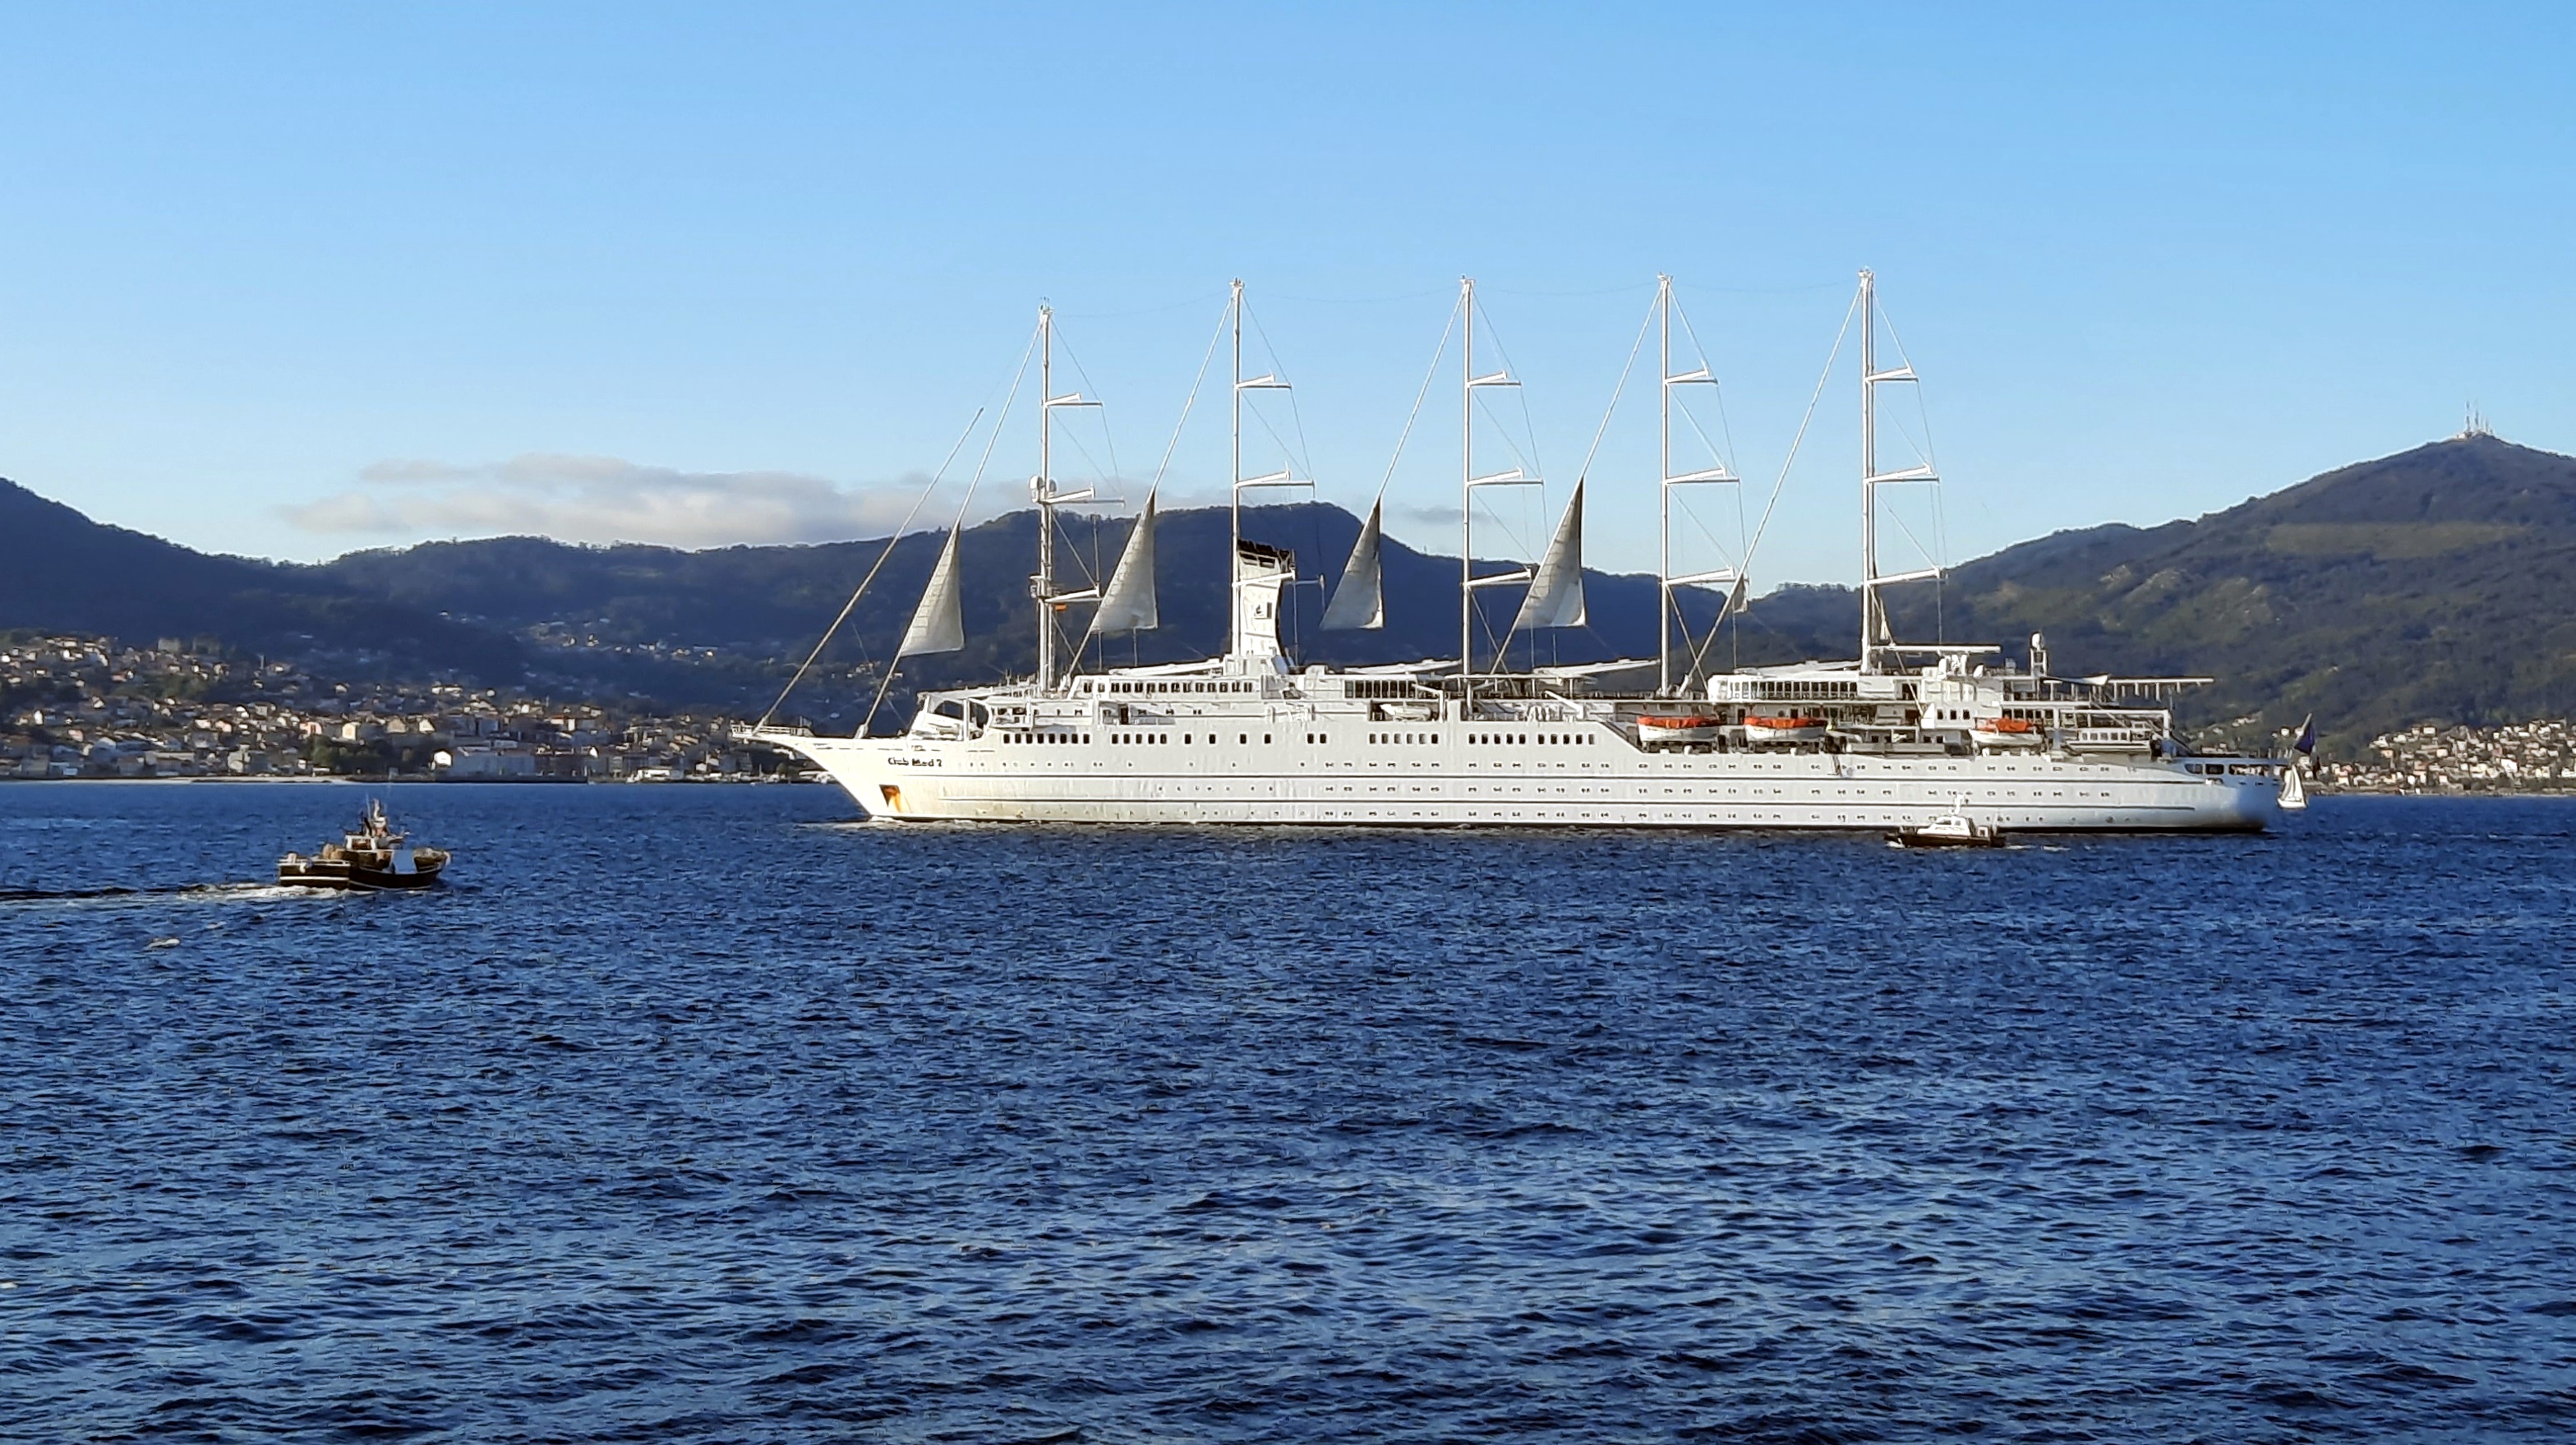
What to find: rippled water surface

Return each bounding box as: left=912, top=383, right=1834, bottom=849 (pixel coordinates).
left=3, top=783, right=2573, bottom=1443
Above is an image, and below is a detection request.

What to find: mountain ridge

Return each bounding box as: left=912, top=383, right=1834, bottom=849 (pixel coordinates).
left=7, top=432, right=2572, bottom=748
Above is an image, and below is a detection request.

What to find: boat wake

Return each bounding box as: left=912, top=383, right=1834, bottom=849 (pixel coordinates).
left=0, top=881, right=313, bottom=905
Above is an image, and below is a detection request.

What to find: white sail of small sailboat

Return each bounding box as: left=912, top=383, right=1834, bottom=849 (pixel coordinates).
left=1321, top=498, right=1385, bottom=631
left=2279, top=712, right=2314, bottom=809
left=1509, top=481, right=1586, bottom=633
left=1090, top=491, right=1159, bottom=635
left=896, top=522, right=965, bottom=656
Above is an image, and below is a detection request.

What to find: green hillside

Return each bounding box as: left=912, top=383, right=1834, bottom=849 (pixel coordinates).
left=1871, top=434, right=2576, bottom=750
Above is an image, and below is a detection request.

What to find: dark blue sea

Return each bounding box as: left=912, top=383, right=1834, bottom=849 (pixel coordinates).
left=2, top=783, right=2571, bottom=1443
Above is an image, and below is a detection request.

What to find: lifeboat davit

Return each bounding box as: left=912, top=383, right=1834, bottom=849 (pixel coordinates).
left=1637, top=714, right=1723, bottom=748
left=1741, top=715, right=1830, bottom=744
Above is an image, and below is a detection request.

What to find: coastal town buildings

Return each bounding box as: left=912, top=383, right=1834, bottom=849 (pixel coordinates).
left=0, top=634, right=786, bottom=782
left=2318, top=720, right=2576, bottom=794
left=8, top=632, right=2569, bottom=793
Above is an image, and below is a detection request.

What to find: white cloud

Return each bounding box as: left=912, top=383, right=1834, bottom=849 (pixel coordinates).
left=283, top=453, right=966, bottom=550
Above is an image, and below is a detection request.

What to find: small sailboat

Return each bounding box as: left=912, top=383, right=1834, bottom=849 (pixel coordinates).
left=1893, top=797, right=2003, bottom=849
left=2278, top=714, right=2314, bottom=811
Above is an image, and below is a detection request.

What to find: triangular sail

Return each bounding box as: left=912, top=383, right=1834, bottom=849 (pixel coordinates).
left=2279, top=756, right=2308, bottom=810
left=1320, top=498, right=1385, bottom=631
left=896, top=523, right=965, bottom=656
left=1089, top=492, right=1159, bottom=635
left=1510, top=481, right=1587, bottom=633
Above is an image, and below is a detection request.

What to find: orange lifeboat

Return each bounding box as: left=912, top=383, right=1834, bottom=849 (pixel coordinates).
left=1742, top=715, right=1830, bottom=744
left=1637, top=714, right=1723, bottom=748
left=1973, top=716, right=2045, bottom=748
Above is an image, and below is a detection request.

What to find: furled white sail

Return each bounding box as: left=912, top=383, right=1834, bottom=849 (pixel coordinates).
left=1510, top=481, right=1586, bottom=633
left=1089, top=492, right=1159, bottom=635
left=896, top=523, right=965, bottom=656
left=1320, top=498, right=1385, bottom=631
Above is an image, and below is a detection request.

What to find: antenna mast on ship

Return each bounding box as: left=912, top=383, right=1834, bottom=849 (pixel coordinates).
left=1657, top=275, right=1740, bottom=696
left=1857, top=269, right=1940, bottom=674
left=1034, top=304, right=1103, bottom=692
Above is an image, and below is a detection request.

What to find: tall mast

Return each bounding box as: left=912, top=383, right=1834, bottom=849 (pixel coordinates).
left=1221, top=282, right=1301, bottom=664
left=1030, top=306, right=1104, bottom=690
left=1456, top=278, right=1537, bottom=679
left=1859, top=269, right=1877, bottom=671
left=1242, top=277, right=1251, bottom=659
left=1460, top=277, right=1474, bottom=678
left=1037, top=303, right=1056, bottom=691
left=1656, top=276, right=1733, bottom=696
left=1855, top=267, right=1938, bottom=674
left=1657, top=277, right=1672, bottom=694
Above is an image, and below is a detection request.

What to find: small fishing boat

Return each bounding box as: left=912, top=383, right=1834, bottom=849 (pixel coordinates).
left=279, top=799, right=449, bottom=890
left=1636, top=714, right=1724, bottom=748
left=1741, top=715, right=1830, bottom=745
left=1892, top=799, right=2004, bottom=849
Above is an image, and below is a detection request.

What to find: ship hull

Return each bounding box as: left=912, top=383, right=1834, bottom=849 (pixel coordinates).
left=767, top=731, right=2278, bottom=832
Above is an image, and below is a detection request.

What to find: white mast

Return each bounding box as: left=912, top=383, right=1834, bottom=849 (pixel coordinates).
left=1231, top=279, right=1242, bottom=656
left=1036, top=304, right=1055, bottom=690
left=1228, top=279, right=1302, bottom=659
left=1458, top=277, right=1537, bottom=676
left=1656, top=274, right=1736, bottom=695
left=1857, top=268, right=1938, bottom=673
left=1034, top=303, right=1103, bottom=692
left=1461, top=277, right=1473, bottom=676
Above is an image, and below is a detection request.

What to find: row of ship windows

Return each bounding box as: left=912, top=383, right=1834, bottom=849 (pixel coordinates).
left=1007, top=729, right=1590, bottom=749
left=1007, top=730, right=1292, bottom=746
left=1100, top=680, right=1258, bottom=696
left=1371, top=732, right=1594, bottom=748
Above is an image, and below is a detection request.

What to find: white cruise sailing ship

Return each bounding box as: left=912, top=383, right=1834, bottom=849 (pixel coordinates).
left=753, top=274, right=2292, bottom=831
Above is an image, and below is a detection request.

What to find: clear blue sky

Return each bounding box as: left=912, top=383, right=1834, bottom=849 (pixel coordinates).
left=1, top=3, right=2568, bottom=587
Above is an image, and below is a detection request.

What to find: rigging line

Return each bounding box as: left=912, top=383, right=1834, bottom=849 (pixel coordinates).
left=1051, top=328, right=1122, bottom=486
left=1371, top=298, right=1458, bottom=500
left=1054, top=289, right=1232, bottom=320
left=757, top=328, right=1027, bottom=733
left=1670, top=292, right=1748, bottom=478
left=1270, top=284, right=1458, bottom=306
left=1472, top=295, right=1547, bottom=481
left=1472, top=388, right=1540, bottom=478
left=1666, top=292, right=1751, bottom=584
left=1661, top=288, right=1753, bottom=666
left=1678, top=288, right=1856, bottom=671
left=1146, top=300, right=1231, bottom=494
left=1684, top=580, right=1756, bottom=680
left=1239, top=297, right=1317, bottom=481
left=1570, top=291, right=1656, bottom=486
left=856, top=331, right=1041, bottom=735
left=753, top=413, right=979, bottom=729
left=1670, top=277, right=1853, bottom=296
left=1483, top=279, right=1660, bottom=297
left=1878, top=302, right=1942, bottom=477
left=1738, top=286, right=1860, bottom=585
left=1884, top=505, right=1938, bottom=568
